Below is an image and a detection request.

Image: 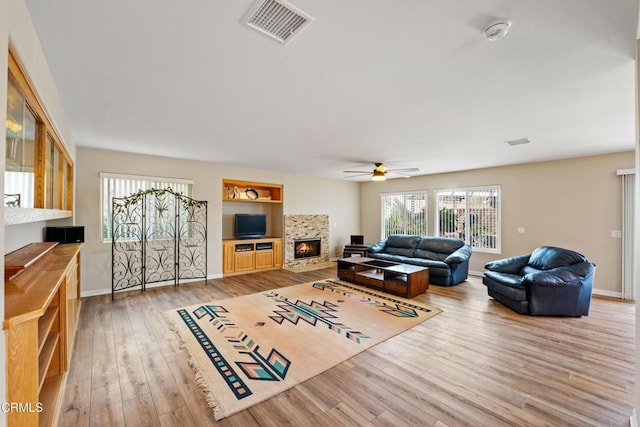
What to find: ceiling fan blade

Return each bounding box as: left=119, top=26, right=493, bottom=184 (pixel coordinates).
left=343, top=170, right=372, bottom=174
left=386, top=167, right=419, bottom=172
left=389, top=171, right=414, bottom=178
left=344, top=173, right=371, bottom=178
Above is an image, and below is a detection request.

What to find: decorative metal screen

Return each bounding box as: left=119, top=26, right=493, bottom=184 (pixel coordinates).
left=178, top=199, right=208, bottom=280
left=111, top=188, right=207, bottom=298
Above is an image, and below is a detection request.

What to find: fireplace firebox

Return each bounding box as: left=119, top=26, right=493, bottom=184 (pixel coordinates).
left=294, top=238, right=321, bottom=259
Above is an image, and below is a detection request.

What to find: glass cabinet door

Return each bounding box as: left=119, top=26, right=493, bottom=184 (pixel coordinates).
left=43, top=134, right=52, bottom=208
left=52, top=141, right=62, bottom=209
left=5, top=76, right=37, bottom=208
left=5, top=47, right=74, bottom=220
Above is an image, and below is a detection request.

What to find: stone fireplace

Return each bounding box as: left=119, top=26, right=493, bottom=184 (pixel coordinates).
left=284, top=214, right=329, bottom=268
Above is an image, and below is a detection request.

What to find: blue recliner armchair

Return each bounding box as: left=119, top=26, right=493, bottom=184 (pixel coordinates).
left=482, top=246, right=595, bottom=316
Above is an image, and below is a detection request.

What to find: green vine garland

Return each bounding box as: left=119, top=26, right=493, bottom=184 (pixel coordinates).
left=113, top=187, right=206, bottom=215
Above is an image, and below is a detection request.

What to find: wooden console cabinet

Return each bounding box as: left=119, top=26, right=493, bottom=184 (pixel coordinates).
left=4, top=242, right=82, bottom=427
left=223, top=238, right=282, bottom=276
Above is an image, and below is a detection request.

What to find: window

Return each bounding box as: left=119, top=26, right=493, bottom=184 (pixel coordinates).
left=435, top=186, right=501, bottom=253
left=380, top=191, right=427, bottom=238
left=100, top=173, right=193, bottom=242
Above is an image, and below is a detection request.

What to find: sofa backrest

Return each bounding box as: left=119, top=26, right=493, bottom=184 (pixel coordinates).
left=384, top=234, right=421, bottom=257
left=528, top=246, right=587, bottom=270
left=414, top=237, right=465, bottom=261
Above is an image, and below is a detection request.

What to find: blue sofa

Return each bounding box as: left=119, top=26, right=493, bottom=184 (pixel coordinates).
left=366, top=234, right=472, bottom=286
left=482, top=246, right=595, bottom=316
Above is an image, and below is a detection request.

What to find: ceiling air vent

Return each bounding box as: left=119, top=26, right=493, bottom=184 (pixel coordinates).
left=243, top=0, right=314, bottom=44
left=505, top=138, right=531, bottom=146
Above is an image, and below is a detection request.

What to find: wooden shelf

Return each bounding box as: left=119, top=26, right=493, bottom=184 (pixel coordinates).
left=39, top=375, right=65, bottom=427
left=37, top=306, right=59, bottom=353
left=5, top=243, right=82, bottom=427
left=222, top=179, right=283, bottom=203
left=38, top=331, right=59, bottom=391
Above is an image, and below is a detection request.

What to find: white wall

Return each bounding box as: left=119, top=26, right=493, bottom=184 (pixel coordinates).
left=76, top=147, right=360, bottom=295
left=360, top=151, right=635, bottom=296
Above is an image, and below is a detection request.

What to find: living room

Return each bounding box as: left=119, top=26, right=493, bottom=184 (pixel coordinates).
left=1, top=0, right=638, bottom=425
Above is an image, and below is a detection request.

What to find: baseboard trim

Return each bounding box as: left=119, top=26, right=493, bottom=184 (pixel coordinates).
left=80, top=274, right=222, bottom=298
left=592, top=288, right=623, bottom=299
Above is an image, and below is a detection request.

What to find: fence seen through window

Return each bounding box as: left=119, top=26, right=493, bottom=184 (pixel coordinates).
left=381, top=191, right=428, bottom=239
left=435, top=186, right=501, bottom=253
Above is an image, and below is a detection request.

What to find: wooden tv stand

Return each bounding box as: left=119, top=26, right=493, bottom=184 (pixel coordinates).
left=222, top=237, right=283, bottom=276
left=337, top=257, right=429, bottom=298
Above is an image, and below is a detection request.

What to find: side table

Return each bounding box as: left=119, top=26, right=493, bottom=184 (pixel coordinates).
left=343, top=244, right=368, bottom=258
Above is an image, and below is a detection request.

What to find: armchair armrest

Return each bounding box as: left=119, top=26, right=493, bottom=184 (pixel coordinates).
left=367, top=240, right=387, bottom=254
left=524, top=261, right=596, bottom=287
left=484, top=254, right=530, bottom=274
left=444, top=245, right=472, bottom=265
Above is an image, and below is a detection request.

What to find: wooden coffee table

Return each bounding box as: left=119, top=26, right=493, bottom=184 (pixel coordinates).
left=337, top=257, right=429, bottom=298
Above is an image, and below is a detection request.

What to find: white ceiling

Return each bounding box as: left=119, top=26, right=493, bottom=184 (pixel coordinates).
left=25, top=0, right=638, bottom=181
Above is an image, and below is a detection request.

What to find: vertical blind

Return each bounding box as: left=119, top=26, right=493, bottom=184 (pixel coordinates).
left=435, top=186, right=501, bottom=253
left=4, top=171, right=34, bottom=208
left=380, top=191, right=427, bottom=239
left=100, top=173, right=193, bottom=241
left=618, top=169, right=635, bottom=300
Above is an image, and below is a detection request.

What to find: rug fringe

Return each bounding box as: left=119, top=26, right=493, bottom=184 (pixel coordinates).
left=162, top=312, right=225, bottom=420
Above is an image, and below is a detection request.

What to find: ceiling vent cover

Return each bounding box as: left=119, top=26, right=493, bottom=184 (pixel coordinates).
left=243, top=0, right=314, bottom=44
left=505, top=137, right=531, bottom=146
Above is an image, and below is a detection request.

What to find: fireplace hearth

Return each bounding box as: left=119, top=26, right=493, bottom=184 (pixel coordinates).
left=294, top=238, right=321, bottom=259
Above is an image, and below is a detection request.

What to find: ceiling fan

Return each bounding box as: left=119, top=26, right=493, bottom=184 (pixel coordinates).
left=343, top=162, right=419, bottom=181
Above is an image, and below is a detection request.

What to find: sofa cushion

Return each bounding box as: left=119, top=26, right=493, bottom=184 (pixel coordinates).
left=416, top=237, right=464, bottom=254
left=406, top=258, right=448, bottom=269
left=384, top=235, right=420, bottom=257
left=528, top=246, right=586, bottom=270
left=414, top=249, right=447, bottom=262
left=386, top=235, right=421, bottom=248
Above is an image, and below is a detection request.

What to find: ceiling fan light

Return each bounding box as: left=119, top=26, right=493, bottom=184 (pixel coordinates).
left=372, top=171, right=386, bottom=181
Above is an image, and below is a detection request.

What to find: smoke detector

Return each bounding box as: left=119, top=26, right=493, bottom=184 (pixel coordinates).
left=243, top=0, right=314, bottom=45
left=483, top=19, right=512, bottom=41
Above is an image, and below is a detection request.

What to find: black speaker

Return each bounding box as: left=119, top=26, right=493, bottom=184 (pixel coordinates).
left=350, top=235, right=364, bottom=245
left=45, top=226, right=85, bottom=244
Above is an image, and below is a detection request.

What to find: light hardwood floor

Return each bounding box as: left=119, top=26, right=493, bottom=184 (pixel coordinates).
left=59, top=268, right=635, bottom=426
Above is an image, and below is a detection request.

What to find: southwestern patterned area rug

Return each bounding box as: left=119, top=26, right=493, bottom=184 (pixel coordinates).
left=163, top=279, right=441, bottom=420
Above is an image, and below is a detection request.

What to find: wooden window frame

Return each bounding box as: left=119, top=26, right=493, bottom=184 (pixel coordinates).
left=7, top=45, right=73, bottom=211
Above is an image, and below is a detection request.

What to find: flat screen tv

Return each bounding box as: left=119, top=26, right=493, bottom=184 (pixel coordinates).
left=235, top=214, right=267, bottom=239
